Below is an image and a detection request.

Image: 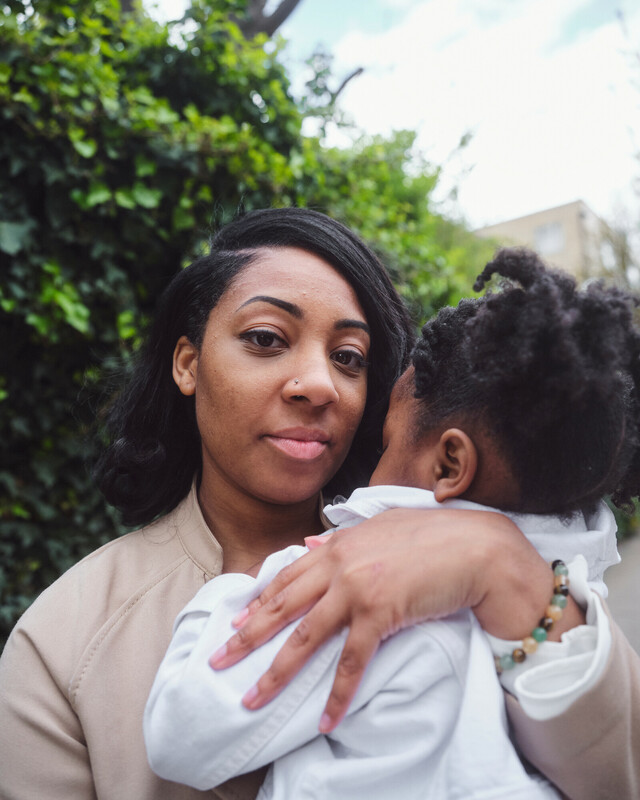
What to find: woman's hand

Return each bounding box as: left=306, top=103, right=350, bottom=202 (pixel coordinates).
left=210, top=508, right=583, bottom=732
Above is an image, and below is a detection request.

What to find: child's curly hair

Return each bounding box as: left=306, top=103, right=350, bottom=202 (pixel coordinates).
left=411, top=247, right=640, bottom=514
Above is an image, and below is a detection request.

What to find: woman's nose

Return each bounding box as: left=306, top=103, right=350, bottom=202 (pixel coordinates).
left=283, top=358, right=339, bottom=406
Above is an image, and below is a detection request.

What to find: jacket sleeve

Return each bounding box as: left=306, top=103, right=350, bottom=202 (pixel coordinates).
left=0, top=623, right=97, bottom=800
left=506, top=604, right=640, bottom=800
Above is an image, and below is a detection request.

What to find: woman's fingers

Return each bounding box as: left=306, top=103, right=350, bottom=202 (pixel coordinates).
left=304, top=533, right=332, bottom=550
left=318, top=624, right=381, bottom=733
left=240, top=595, right=346, bottom=709
left=237, top=533, right=394, bottom=717
left=240, top=548, right=322, bottom=620
left=212, top=507, right=560, bottom=736
left=210, top=557, right=331, bottom=669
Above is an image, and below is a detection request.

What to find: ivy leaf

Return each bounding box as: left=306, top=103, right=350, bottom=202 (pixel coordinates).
left=115, top=189, right=136, bottom=209
left=71, top=138, right=98, bottom=159
left=135, top=155, right=156, bottom=177
left=25, top=312, right=51, bottom=336
left=53, top=290, right=91, bottom=333
left=172, top=206, right=195, bottom=231
left=131, top=183, right=162, bottom=209
left=85, top=182, right=111, bottom=207
left=0, top=220, right=34, bottom=255
left=117, top=309, right=137, bottom=340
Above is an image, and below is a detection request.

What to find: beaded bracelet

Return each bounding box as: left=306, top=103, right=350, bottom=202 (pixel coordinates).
left=495, top=559, right=569, bottom=674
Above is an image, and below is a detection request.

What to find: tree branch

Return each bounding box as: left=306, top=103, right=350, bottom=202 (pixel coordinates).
left=239, top=0, right=304, bottom=38
left=261, top=0, right=303, bottom=36
left=331, top=67, right=364, bottom=103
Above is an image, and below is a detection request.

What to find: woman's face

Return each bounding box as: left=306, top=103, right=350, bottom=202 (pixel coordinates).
left=173, top=247, right=371, bottom=506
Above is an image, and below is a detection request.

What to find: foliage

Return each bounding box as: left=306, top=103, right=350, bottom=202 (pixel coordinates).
left=307, top=130, right=494, bottom=323
left=0, top=0, right=494, bottom=649
left=0, top=0, right=306, bottom=647
left=608, top=498, right=640, bottom=540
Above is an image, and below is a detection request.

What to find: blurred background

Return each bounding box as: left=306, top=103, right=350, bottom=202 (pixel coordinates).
left=1, top=0, right=639, bottom=651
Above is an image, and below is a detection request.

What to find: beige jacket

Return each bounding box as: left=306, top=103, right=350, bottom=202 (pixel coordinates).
left=0, top=488, right=266, bottom=800
left=0, top=487, right=638, bottom=800
left=507, top=600, right=640, bottom=799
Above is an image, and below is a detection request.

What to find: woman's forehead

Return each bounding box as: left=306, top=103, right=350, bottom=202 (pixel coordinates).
left=223, top=247, right=367, bottom=319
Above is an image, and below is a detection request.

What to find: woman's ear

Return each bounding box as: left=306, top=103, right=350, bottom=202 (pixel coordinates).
left=432, top=428, right=478, bottom=502
left=173, top=336, right=198, bottom=396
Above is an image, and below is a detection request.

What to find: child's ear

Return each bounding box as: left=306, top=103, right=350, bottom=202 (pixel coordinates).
left=432, top=428, right=478, bottom=502
left=173, top=336, right=198, bottom=396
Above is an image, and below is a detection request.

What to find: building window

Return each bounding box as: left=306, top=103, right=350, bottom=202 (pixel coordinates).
left=534, top=222, right=565, bottom=256
left=599, top=239, right=617, bottom=272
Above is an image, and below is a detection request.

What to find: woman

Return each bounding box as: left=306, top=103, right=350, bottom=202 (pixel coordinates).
left=0, top=208, right=637, bottom=800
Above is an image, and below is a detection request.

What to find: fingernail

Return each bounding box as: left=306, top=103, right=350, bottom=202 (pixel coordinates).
left=242, top=685, right=259, bottom=707
left=232, top=608, right=249, bottom=627
left=319, top=713, right=333, bottom=733
left=209, top=644, right=227, bottom=667
left=304, top=535, right=323, bottom=550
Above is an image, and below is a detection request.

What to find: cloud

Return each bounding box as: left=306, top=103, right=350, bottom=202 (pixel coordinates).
left=377, top=0, right=422, bottom=9
left=328, top=0, right=640, bottom=226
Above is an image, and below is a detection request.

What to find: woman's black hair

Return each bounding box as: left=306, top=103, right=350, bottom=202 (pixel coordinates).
left=412, top=247, right=640, bottom=514
left=95, top=207, right=415, bottom=526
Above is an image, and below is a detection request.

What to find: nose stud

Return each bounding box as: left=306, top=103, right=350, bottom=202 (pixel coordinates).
left=293, top=378, right=299, bottom=385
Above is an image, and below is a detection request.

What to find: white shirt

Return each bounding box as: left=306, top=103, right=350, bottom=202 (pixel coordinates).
left=144, top=487, right=619, bottom=798
left=329, top=487, right=619, bottom=720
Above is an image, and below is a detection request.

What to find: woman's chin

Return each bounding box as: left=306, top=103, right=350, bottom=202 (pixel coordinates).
left=262, top=488, right=325, bottom=507
left=253, top=478, right=330, bottom=508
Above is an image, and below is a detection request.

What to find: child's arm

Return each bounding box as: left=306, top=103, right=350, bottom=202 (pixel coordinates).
left=144, top=565, right=467, bottom=795
left=144, top=544, right=351, bottom=790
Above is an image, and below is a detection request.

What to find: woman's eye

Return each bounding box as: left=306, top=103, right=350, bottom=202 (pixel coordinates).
left=241, top=329, right=286, bottom=350
left=332, top=349, right=369, bottom=372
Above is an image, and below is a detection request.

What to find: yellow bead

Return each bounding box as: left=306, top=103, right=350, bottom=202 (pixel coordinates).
left=546, top=604, right=563, bottom=621
left=522, top=636, right=539, bottom=654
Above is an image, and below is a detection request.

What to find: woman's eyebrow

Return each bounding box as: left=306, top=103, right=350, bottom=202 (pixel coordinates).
left=237, top=295, right=302, bottom=318
left=335, top=319, right=370, bottom=335
left=237, top=296, right=370, bottom=335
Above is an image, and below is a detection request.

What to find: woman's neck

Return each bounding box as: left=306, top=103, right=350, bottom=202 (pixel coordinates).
left=197, top=477, right=325, bottom=576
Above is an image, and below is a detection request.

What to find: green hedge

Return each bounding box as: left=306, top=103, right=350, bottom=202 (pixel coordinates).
left=0, top=0, right=495, bottom=649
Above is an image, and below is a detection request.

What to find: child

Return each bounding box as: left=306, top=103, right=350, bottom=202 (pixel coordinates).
left=144, top=248, right=634, bottom=799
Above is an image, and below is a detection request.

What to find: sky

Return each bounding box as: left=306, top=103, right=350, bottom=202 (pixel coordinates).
left=151, top=0, right=640, bottom=230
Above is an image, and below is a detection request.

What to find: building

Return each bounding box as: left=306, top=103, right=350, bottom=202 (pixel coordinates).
left=475, top=200, right=607, bottom=282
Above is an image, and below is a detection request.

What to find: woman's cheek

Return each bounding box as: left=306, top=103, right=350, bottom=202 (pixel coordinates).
left=337, top=390, right=367, bottom=456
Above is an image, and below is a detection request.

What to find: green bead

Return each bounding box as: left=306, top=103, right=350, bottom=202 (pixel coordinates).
left=551, top=594, right=568, bottom=608
left=532, top=627, right=548, bottom=643
left=553, top=563, right=569, bottom=576
left=500, top=654, right=515, bottom=670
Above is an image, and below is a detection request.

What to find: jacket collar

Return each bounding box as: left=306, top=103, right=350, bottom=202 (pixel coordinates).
left=169, top=482, right=224, bottom=579
left=167, top=481, right=331, bottom=580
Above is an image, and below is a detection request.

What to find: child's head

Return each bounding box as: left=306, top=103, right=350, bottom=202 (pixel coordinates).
left=371, top=247, right=640, bottom=515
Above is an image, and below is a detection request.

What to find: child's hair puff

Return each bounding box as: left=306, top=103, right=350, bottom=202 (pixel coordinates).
left=412, top=247, right=640, bottom=514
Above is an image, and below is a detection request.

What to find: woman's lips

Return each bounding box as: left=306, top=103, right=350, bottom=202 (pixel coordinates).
left=265, top=430, right=329, bottom=461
